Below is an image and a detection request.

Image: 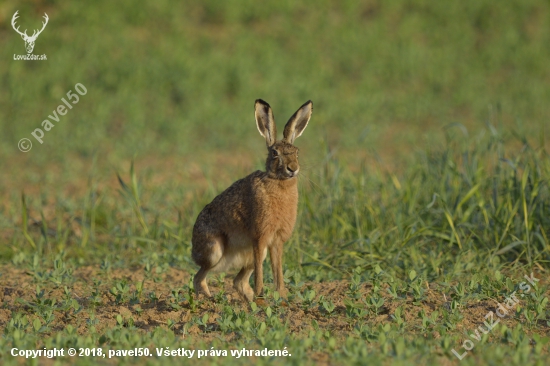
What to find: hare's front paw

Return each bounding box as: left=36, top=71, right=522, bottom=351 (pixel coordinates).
left=276, top=287, right=288, bottom=299
left=243, top=288, right=254, bottom=302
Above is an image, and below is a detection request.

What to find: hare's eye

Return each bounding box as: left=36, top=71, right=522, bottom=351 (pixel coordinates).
left=272, top=150, right=279, bottom=157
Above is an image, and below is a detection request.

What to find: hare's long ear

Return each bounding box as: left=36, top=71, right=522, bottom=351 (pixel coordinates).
left=255, top=99, right=277, bottom=147
left=283, top=100, right=312, bottom=144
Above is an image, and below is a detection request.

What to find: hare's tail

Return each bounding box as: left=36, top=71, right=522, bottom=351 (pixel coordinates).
left=192, top=236, right=224, bottom=268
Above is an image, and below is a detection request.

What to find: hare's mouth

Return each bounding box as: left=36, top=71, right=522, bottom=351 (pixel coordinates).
left=284, top=170, right=299, bottom=178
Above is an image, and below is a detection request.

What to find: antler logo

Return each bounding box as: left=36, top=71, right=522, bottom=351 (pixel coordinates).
left=11, top=10, right=49, bottom=54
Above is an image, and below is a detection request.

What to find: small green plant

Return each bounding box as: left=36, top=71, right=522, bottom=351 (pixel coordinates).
left=346, top=267, right=363, bottom=300
left=286, top=270, right=304, bottom=290
left=168, top=288, right=184, bottom=310
left=195, top=313, right=210, bottom=332
left=391, top=306, right=405, bottom=327
left=407, top=270, right=426, bottom=304
left=109, top=279, right=130, bottom=305
left=365, top=294, right=385, bottom=316
left=148, top=291, right=159, bottom=303
left=417, top=309, right=439, bottom=333
left=452, top=282, right=465, bottom=303
left=129, top=280, right=144, bottom=304
left=318, top=295, right=336, bottom=315
left=297, top=287, right=317, bottom=311
left=167, top=319, right=176, bottom=330
left=183, top=282, right=199, bottom=312
left=213, top=288, right=227, bottom=304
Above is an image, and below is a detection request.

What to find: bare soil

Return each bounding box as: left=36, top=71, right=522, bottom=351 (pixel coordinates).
left=1, top=265, right=548, bottom=349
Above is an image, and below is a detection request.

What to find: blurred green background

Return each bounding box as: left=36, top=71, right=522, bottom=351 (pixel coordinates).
left=1, top=0, right=549, bottom=165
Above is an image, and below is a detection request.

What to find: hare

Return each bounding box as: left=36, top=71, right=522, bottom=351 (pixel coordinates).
left=191, top=99, right=312, bottom=301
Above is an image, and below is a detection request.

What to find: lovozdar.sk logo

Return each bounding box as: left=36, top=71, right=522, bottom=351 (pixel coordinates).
left=11, top=10, right=48, bottom=60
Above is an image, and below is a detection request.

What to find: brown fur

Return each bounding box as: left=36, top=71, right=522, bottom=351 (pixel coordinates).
left=191, top=99, right=312, bottom=301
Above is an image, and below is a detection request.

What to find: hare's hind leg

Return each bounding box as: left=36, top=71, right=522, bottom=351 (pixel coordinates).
left=192, top=235, right=224, bottom=298
left=193, top=266, right=212, bottom=297
left=233, top=266, right=254, bottom=302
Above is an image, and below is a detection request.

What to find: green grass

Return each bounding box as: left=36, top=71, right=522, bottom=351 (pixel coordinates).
left=0, top=0, right=549, bottom=365
left=1, top=128, right=549, bottom=365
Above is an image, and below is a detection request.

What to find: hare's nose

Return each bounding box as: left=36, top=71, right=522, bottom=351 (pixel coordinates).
left=287, top=165, right=299, bottom=175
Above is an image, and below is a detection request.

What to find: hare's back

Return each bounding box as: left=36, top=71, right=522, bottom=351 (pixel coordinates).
left=193, top=171, right=265, bottom=235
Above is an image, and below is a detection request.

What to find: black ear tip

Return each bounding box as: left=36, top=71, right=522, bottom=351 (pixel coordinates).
left=255, top=99, right=270, bottom=108
left=301, top=100, right=313, bottom=110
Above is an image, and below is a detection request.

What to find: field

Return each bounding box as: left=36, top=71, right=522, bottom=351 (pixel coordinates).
left=1, top=0, right=550, bottom=365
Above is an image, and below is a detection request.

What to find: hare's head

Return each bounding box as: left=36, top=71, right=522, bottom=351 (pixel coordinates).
left=255, top=99, right=312, bottom=180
